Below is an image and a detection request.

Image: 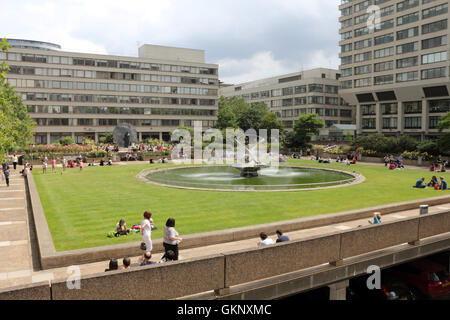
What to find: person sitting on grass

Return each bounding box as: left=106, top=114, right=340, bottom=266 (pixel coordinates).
left=427, top=176, right=439, bottom=188
left=369, top=212, right=382, bottom=225
left=105, top=259, right=118, bottom=272
left=115, top=219, right=131, bottom=237
left=257, top=232, right=274, bottom=247
left=122, top=257, right=131, bottom=270
left=140, top=252, right=156, bottom=266
left=159, top=250, right=176, bottom=263
left=413, top=177, right=426, bottom=189
left=440, top=177, right=448, bottom=190
left=389, top=161, right=397, bottom=170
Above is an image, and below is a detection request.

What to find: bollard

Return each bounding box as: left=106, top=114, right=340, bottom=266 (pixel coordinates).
left=420, top=205, right=429, bottom=215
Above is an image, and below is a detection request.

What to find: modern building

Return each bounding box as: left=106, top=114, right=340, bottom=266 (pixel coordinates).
left=338, top=0, right=450, bottom=139
left=219, top=68, right=356, bottom=137
left=0, top=39, right=219, bottom=144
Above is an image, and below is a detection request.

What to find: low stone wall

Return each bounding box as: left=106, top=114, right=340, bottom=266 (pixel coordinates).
left=51, top=255, right=224, bottom=300
left=0, top=282, right=51, bottom=300
left=26, top=170, right=450, bottom=269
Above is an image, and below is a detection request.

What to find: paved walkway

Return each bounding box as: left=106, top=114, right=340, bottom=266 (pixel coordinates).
left=0, top=161, right=447, bottom=290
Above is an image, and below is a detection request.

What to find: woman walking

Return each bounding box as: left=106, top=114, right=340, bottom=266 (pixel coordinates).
left=163, top=218, right=182, bottom=261
left=140, top=211, right=153, bottom=253
left=3, top=165, right=10, bottom=187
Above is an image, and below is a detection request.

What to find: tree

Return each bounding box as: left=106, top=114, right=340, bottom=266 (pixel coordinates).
left=99, top=132, right=114, bottom=144
left=58, top=137, right=75, bottom=146
left=0, top=39, right=35, bottom=161
left=397, top=135, right=418, bottom=152
left=438, top=112, right=450, bottom=132
left=284, top=114, right=324, bottom=149
left=259, top=112, right=284, bottom=141
left=216, top=96, right=270, bottom=131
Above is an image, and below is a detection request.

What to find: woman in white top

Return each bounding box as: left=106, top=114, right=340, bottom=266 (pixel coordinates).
left=140, top=211, right=153, bottom=253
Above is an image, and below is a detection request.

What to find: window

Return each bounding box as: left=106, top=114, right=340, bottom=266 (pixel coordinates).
left=404, top=101, right=422, bottom=114
left=397, top=42, right=418, bottom=54
left=354, top=51, right=372, bottom=62
left=374, top=74, right=394, bottom=85
left=422, top=35, right=448, bottom=49
left=404, top=117, right=422, bottom=129
left=354, top=39, right=372, bottom=50
left=397, top=0, right=419, bottom=12
left=376, top=19, right=394, bottom=31
left=422, top=3, right=448, bottom=20
left=361, top=104, right=376, bottom=115
left=355, top=78, right=371, bottom=88
left=354, top=1, right=371, bottom=13
left=422, top=19, right=447, bottom=34
left=429, top=99, right=450, bottom=113
left=354, top=26, right=371, bottom=37
left=422, top=67, right=446, bottom=79
left=396, top=71, right=418, bottom=82
left=397, top=26, right=419, bottom=40
left=383, top=118, right=398, bottom=129
left=362, top=118, right=376, bottom=129
left=374, top=33, right=394, bottom=45
left=295, top=86, right=307, bottom=94
left=422, top=51, right=447, bottom=64
left=341, top=43, right=353, bottom=53
left=354, top=64, right=372, bottom=75
left=397, top=12, right=419, bottom=26
left=341, top=56, right=353, bottom=65
left=397, top=56, right=418, bottom=68
left=374, top=47, right=394, bottom=59
left=374, top=61, right=394, bottom=72
left=429, top=116, right=441, bottom=129
left=382, top=103, right=398, bottom=115
left=308, top=84, right=323, bottom=93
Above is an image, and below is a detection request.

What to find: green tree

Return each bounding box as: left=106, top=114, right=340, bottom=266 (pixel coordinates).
left=259, top=112, right=284, bottom=140
left=216, top=96, right=238, bottom=129
left=0, top=39, right=35, bottom=160
left=99, top=132, right=114, bottom=144
left=284, top=114, right=324, bottom=149
left=58, top=136, right=75, bottom=146
left=397, top=135, right=418, bottom=152
left=438, top=112, right=450, bottom=132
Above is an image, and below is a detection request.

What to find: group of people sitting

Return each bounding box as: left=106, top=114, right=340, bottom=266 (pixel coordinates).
left=105, top=250, right=177, bottom=272
left=414, top=176, right=448, bottom=190
left=430, top=160, right=448, bottom=173
left=257, top=230, right=290, bottom=247
left=384, top=155, right=405, bottom=170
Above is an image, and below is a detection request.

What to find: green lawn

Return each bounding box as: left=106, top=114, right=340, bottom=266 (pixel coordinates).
left=32, top=160, right=450, bottom=252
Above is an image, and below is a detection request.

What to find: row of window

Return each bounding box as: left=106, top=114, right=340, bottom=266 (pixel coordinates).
left=362, top=116, right=443, bottom=129
left=341, top=19, right=447, bottom=53
left=4, top=65, right=218, bottom=85
left=275, top=108, right=353, bottom=118
left=236, top=84, right=339, bottom=100
left=32, top=118, right=216, bottom=128
left=1, top=52, right=217, bottom=75
left=341, top=0, right=444, bottom=18
left=361, top=100, right=449, bottom=116
left=26, top=105, right=217, bottom=116
left=341, top=51, right=447, bottom=77
left=270, top=96, right=346, bottom=107
left=8, top=79, right=217, bottom=96
left=341, top=66, right=447, bottom=88
left=18, top=92, right=217, bottom=105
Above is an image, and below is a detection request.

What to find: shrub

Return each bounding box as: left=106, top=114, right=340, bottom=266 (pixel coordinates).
left=417, top=141, right=439, bottom=156
left=397, top=135, right=418, bottom=152
left=58, top=137, right=75, bottom=146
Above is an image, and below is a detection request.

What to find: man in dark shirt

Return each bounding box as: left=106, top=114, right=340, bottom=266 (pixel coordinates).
left=276, top=230, right=290, bottom=243
left=140, top=252, right=156, bottom=266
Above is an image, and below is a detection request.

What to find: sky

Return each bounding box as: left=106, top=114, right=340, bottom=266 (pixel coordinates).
left=1, top=0, right=342, bottom=84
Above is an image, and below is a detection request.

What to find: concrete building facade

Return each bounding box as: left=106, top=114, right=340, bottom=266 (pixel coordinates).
left=338, top=0, right=450, bottom=139
left=219, top=69, right=356, bottom=133
left=0, top=39, right=219, bottom=144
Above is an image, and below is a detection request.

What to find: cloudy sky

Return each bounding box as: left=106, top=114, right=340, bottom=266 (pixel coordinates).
left=1, top=0, right=341, bottom=84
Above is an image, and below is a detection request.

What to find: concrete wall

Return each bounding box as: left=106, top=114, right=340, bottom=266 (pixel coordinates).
left=2, top=209, right=449, bottom=300
left=51, top=255, right=224, bottom=300
left=0, top=282, right=51, bottom=300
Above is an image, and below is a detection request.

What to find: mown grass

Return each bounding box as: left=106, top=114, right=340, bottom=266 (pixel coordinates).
left=32, top=160, right=450, bottom=251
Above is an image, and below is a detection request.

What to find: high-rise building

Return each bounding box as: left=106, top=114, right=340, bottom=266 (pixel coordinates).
left=1, top=39, right=219, bottom=144
left=219, top=68, right=355, bottom=132
left=338, top=0, right=450, bottom=140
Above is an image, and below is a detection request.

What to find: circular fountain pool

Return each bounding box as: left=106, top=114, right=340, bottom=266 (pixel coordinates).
left=141, top=166, right=362, bottom=192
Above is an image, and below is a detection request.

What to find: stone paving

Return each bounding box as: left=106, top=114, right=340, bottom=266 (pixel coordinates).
left=0, top=161, right=448, bottom=290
